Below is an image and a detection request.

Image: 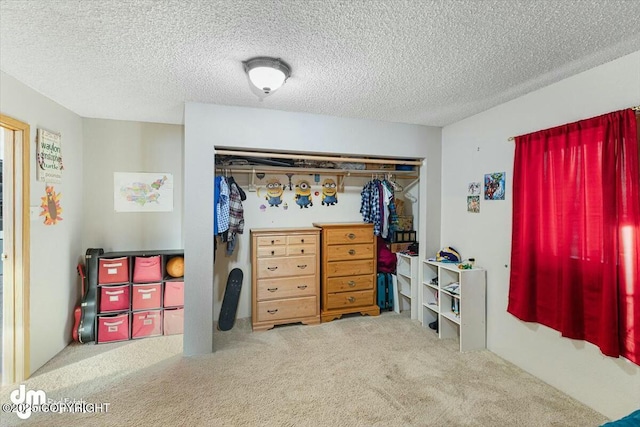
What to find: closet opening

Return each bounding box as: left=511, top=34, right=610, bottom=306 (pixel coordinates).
left=212, top=147, right=424, bottom=328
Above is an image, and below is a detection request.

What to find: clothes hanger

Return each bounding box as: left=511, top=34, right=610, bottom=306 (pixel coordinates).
left=386, top=173, right=403, bottom=192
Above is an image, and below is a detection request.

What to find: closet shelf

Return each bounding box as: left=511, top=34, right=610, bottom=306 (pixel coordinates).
left=214, top=164, right=419, bottom=179
left=215, top=149, right=422, bottom=166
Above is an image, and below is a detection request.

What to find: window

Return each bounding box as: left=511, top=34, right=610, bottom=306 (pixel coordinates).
left=508, top=108, right=640, bottom=365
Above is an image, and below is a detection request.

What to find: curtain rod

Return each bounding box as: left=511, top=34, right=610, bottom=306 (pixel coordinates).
left=215, top=149, right=423, bottom=166
left=507, top=104, right=640, bottom=141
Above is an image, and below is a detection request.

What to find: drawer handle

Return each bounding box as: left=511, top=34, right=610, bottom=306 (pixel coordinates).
left=297, top=285, right=307, bottom=289
left=347, top=296, right=356, bottom=303
left=301, top=249, right=305, bottom=254
left=271, top=250, right=275, bottom=255
left=267, top=309, right=279, bottom=314
left=348, top=281, right=356, bottom=287
left=348, top=249, right=356, bottom=255
left=267, top=266, right=278, bottom=271
left=267, top=287, right=278, bottom=292
left=347, top=233, right=356, bottom=240
left=301, top=239, right=304, bottom=243
left=271, top=240, right=275, bottom=244
left=297, top=264, right=307, bottom=269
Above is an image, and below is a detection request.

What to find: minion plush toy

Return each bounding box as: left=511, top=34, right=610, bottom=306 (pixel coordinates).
left=321, top=178, right=338, bottom=206
left=294, top=180, right=313, bottom=208
left=265, top=178, right=284, bottom=207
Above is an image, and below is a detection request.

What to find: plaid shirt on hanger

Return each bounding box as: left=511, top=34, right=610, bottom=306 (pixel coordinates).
left=360, top=180, right=382, bottom=235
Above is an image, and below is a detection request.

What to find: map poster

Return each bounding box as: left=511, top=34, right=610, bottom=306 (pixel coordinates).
left=114, top=172, right=174, bottom=212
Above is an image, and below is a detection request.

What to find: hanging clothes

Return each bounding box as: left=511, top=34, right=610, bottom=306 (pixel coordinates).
left=381, top=180, right=392, bottom=239
left=361, top=177, right=399, bottom=240
left=360, top=179, right=382, bottom=235
left=382, top=179, right=400, bottom=239
left=226, top=177, right=245, bottom=256
left=214, top=175, right=230, bottom=235
left=228, top=176, right=247, bottom=201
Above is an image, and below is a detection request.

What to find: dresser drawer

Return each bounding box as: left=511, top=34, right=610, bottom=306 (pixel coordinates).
left=256, top=296, right=317, bottom=322
left=256, top=255, right=316, bottom=279
left=326, top=243, right=373, bottom=261
left=325, top=227, right=373, bottom=245
left=257, top=275, right=317, bottom=301
left=256, top=235, right=286, bottom=247
left=286, top=244, right=316, bottom=256
left=325, top=290, right=375, bottom=310
left=287, top=234, right=317, bottom=246
left=326, top=274, right=374, bottom=293
left=257, top=246, right=287, bottom=258
left=326, top=259, right=374, bottom=277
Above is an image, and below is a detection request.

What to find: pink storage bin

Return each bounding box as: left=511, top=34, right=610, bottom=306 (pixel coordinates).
left=132, top=310, right=163, bottom=338
left=97, top=314, right=130, bottom=343
left=98, top=257, right=129, bottom=284
left=164, top=281, right=184, bottom=307
left=163, top=308, right=184, bottom=335
left=132, top=255, right=162, bottom=283
left=99, top=284, right=130, bottom=313
left=132, top=283, right=162, bottom=311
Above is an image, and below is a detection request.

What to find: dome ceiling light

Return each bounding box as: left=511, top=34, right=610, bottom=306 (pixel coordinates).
left=243, top=57, right=291, bottom=98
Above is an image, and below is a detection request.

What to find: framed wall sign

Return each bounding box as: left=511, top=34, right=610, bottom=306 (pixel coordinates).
left=36, top=128, right=63, bottom=183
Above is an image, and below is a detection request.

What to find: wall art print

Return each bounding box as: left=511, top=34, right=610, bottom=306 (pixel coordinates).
left=468, top=182, right=481, bottom=196
left=484, top=172, right=505, bottom=200
left=258, top=176, right=286, bottom=208
left=467, top=196, right=480, bottom=213
left=321, top=178, right=338, bottom=206
left=40, top=185, right=63, bottom=225
left=294, top=179, right=313, bottom=208
left=114, top=172, right=174, bottom=212
left=256, top=174, right=338, bottom=211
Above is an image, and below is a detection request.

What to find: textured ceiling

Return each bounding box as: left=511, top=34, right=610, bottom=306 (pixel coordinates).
left=1, top=0, right=640, bottom=127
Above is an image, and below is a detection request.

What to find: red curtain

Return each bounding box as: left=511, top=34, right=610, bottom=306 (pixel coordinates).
left=508, top=108, right=640, bottom=365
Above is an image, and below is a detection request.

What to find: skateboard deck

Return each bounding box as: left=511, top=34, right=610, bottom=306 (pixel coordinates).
left=218, top=268, right=243, bottom=331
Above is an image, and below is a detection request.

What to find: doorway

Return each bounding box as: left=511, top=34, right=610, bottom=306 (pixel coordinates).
left=0, top=114, right=30, bottom=385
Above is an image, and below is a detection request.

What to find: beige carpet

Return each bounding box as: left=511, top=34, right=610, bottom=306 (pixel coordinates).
left=0, top=312, right=608, bottom=426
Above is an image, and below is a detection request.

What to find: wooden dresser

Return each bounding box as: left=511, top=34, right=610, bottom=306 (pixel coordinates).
left=250, top=227, right=321, bottom=331
left=312, top=223, right=380, bottom=322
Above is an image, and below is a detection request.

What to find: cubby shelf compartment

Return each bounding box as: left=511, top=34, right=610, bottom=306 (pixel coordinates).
left=395, top=253, right=419, bottom=319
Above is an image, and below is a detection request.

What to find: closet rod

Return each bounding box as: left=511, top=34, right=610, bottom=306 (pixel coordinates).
left=215, top=149, right=422, bottom=166
left=507, top=104, right=640, bottom=141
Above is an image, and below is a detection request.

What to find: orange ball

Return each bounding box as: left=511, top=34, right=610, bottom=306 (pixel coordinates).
left=166, top=256, right=184, bottom=278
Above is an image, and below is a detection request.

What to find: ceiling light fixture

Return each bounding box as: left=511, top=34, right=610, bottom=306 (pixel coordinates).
left=243, top=57, right=291, bottom=97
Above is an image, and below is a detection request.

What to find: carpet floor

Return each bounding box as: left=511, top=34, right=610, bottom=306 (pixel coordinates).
left=0, top=312, right=608, bottom=426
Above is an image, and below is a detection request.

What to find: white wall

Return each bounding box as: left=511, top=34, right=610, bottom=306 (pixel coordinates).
left=185, top=103, right=441, bottom=355
left=82, top=119, right=183, bottom=251
left=441, top=50, right=640, bottom=420
left=0, top=71, right=84, bottom=375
